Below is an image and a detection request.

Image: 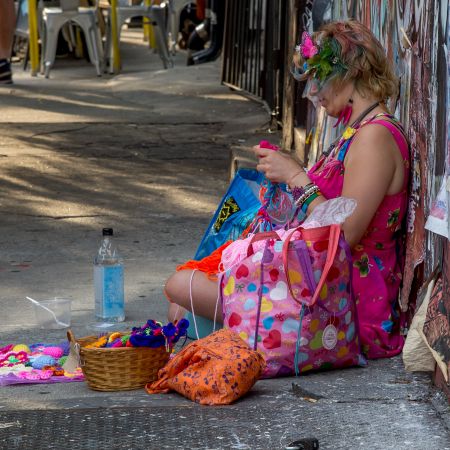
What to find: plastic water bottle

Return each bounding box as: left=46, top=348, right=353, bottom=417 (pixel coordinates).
left=94, top=228, right=125, bottom=323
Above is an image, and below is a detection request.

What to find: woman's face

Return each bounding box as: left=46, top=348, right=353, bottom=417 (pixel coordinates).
left=308, top=78, right=354, bottom=117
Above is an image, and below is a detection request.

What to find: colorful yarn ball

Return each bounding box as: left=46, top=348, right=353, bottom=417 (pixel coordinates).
left=58, top=356, right=68, bottom=366
left=111, top=339, right=123, bottom=348
left=120, top=335, right=130, bottom=345
left=106, top=338, right=122, bottom=348
left=43, top=346, right=64, bottom=359
left=85, top=335, right=108, bottom=349
left=12, top=344, right=31, bottom=354
left=42, top=365, right=65, bottom=376
left=59, top=341, right=70, bottom=356
left=107, top=332, right=122, bottom=343
left=32, top=355, right=56, bottom=370
left=53, top=367, right=65, bottom=376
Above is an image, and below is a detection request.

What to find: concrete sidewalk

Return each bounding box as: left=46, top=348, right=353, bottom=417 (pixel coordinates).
left=0, top=32, right=449, bottom=449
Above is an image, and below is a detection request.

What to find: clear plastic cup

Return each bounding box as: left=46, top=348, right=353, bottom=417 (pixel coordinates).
left=32, top=297, right=72, bottom=329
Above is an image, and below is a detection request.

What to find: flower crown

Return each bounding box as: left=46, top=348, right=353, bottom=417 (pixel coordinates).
left=294, top=32, right=348, bottom=83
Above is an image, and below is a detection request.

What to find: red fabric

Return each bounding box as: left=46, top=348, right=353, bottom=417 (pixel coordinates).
left=176, top=241, right=232, bottom=280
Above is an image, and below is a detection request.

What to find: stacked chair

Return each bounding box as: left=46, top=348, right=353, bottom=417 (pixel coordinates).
left=41, top=0, right=104, bottom=77
left=103, top=0, right=173, bottom=71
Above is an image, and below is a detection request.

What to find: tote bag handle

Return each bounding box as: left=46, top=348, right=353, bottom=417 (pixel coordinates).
left=282, top=224, right=342, bottom=306
left=246, top=231, right=280, bottom=257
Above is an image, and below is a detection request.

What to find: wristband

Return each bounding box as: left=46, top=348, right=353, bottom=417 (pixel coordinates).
left=301, top=191, right=322, bottom=213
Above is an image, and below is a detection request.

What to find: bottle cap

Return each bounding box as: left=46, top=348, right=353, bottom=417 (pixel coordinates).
left=102, top=228, right=113, bottom=236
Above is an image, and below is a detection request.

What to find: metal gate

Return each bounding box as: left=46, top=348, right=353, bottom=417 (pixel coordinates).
left=221, top=0, right=287, bottom=124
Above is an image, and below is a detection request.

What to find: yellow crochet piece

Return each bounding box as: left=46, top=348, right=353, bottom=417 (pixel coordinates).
left=64, top=368, right=83, bottom=378
left=107, top=332, right=122, bottom=343
left=85, top=335, right=108, bottom=349
left=13, top=344, right=31, bottom=354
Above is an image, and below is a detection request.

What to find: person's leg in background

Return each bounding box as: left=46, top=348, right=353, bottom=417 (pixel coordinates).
left=0, top=0, right=16, bottom=84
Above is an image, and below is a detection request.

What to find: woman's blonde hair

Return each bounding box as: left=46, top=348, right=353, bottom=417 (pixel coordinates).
left=315, top=20, right=398, bottom=101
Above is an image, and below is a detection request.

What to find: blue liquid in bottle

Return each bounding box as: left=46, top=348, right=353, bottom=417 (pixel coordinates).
left=94, top=228, right=125, bottom=323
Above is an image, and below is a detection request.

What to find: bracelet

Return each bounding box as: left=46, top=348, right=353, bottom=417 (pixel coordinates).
left=301, top=191, right=322, bottom=213
left=291, top=183, right=314, bottom=202
left=294, top=184, right=319, bottom=207
left=295, top=185, right=318, bottom=207
left=286, top=170, right=305, bottom=188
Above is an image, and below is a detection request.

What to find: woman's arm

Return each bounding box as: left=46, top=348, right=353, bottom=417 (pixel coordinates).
left=340, top=124, right=400, bottom=247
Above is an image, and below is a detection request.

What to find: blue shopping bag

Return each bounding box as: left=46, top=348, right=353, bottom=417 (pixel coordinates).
left=194, top=168, right=265, bottom=260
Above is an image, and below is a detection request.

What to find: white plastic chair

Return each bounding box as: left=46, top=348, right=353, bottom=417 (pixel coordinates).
left=41, top=0, right=104, bottom=78
left=103, top=0, right=173, bottom=72
left=169, top=0, right=192, bottom=54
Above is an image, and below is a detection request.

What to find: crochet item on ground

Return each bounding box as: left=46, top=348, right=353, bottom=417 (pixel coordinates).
left=146, top=329, right=265, bottom=405
left=0, top=341, right=83, bottom=386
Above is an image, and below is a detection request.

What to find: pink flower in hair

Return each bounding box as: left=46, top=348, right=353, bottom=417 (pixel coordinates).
left=298, top=32, right=318, bottom=59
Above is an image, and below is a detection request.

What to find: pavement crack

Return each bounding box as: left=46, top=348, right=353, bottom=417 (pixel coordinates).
left=29, top=125, right=91, bottom=138
left=2, top=212, right=106, bottom=220
left=332, top=397, right=430, bottom=404
left=157, top=156, right=226, bottom=161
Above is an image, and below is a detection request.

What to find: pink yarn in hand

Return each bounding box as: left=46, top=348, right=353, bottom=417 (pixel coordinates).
left=259, top=140, right=279, bottom=151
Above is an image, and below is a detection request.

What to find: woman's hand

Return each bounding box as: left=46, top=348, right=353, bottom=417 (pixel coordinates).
left=253, top=145, right=304, bottom=184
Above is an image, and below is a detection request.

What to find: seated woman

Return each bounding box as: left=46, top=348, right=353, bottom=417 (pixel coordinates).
left=164, top=19, right=410, bottom=359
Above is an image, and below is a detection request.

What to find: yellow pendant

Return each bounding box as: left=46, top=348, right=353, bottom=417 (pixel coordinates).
left=342, top=127, right=356, bottom=140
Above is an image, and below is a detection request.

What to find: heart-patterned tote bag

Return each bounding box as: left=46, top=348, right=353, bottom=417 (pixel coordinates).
left=221, top=224, right=366, bottom=378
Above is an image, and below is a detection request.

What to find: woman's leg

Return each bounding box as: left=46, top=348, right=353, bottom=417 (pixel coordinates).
left=167, top=302, right=188, bottom=323
left=164, top=269, right=223, bottom=323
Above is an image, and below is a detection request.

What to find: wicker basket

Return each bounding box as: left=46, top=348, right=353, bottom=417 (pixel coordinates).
left=68, top=329, right=170, bottom=391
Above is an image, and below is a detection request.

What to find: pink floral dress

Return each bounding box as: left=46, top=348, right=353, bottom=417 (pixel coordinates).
left=308, top=113, right=410, bottom=358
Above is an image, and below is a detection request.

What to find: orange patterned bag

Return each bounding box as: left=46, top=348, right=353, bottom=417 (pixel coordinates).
left=146, top=329, right=265, bottom=405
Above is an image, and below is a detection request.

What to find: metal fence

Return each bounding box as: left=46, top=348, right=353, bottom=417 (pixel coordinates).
left=221, top=0, right=287, bottom=123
